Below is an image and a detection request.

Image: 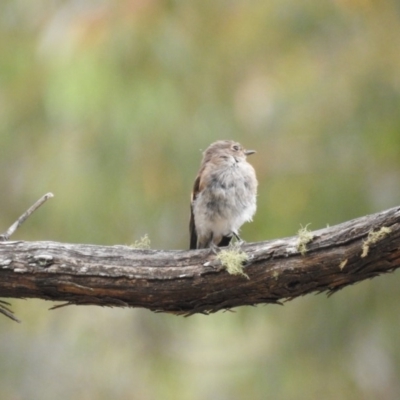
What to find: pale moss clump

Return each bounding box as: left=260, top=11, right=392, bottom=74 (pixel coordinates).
left=131, top=234, right=151, bottom=250
left=216, top=245, right=249, bottom=279
left=361, top=227, right=392, bottom=258
left=297, top=224, right=314, bottom=256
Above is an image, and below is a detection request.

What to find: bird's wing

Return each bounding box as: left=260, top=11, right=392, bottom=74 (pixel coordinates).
left=189, top=175, right=201, bottom=249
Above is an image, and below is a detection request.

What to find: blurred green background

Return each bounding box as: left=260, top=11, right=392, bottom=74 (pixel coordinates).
left=1, top=1, right=400, bottom=399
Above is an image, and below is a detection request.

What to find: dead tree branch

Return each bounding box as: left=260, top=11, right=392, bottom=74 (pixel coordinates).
left=1, top=205, right=400, bottom=319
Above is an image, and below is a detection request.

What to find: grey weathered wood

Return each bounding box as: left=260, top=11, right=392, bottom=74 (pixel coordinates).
left=1, top=205, right=400, bottom=317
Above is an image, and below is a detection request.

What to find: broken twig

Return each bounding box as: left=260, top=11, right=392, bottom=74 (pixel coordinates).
left=0, top=192, right=54, bottom=241
left=0, top=300, right=20, bottom=323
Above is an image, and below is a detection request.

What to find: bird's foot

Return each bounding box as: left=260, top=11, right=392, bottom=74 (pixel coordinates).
left=209, top=242, right=221, bottom=255
left=201, top=243, right=223, bottom=269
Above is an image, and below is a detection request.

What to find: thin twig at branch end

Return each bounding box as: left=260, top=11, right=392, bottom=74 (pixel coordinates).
left=0, top=192, right=54, bottom=242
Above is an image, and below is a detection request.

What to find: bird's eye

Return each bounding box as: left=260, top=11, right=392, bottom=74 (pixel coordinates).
left=232, top=145, right=239, bottom=151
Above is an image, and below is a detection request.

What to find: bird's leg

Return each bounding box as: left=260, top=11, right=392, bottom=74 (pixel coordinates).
left=208, top=233, right=221, bottom=254
left=232, top=232, right=245, bottom=246
left=231, top=232, right=253, bottom=266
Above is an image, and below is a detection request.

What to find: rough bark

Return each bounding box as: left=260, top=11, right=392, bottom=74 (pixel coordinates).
left=1, top=206, right=400, bottom=317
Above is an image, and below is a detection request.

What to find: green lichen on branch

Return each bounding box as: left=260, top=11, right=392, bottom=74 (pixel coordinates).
left=131, top=234, right=151, bottom=250
left=361, top=226, right=392, bottom=258
left=296, top=224, right=314, bottom=255
left=216, top=244, right=249, bottom=279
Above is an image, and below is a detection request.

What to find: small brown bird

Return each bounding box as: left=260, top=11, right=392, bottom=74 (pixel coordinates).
left=190, top=140, right=258, bottom=250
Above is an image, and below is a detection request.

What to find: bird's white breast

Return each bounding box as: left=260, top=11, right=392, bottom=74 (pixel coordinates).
left=193, top=159, right=257, bottom=238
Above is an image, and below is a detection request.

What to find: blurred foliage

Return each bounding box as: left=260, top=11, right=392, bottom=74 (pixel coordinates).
left=1, top=0, right=400, bottom=399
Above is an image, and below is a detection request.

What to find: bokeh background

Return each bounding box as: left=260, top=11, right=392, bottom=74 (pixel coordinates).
left=1, top=1, right=400, bottom=399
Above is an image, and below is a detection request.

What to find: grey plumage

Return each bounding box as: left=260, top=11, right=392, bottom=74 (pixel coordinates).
left=190, top=140, right=258, bottom=250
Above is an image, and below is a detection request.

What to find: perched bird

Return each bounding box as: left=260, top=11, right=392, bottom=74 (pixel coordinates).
left=190, top=140, right=258, bottom=250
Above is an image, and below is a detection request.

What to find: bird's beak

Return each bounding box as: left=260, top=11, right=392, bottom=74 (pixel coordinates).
left=244, top=149, right=256, bottom=156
